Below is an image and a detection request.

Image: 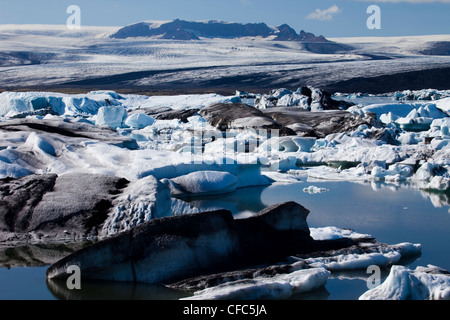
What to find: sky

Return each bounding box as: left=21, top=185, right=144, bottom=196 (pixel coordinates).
left=0, top=0, right=449, bottom=37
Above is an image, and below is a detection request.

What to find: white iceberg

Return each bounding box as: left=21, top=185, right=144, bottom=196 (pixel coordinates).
left=95, top=106, right=128, bottom=128
left=185, top=267, right=330, bottom=300
left=0, top=91, right=125, bottom=117
left=124, top=113, right=155, bottom=129
left=303, top=186, right=329, bottom=194
left=23, top=132, right=56, bottom=157
left=163, top=171, right=238, bottom=197
left=101, top=175, right=172, bottom=237
left=298, top=242, right=421, bottom=272
left=310, top=226, right=372, bottom=241
left=359, top=265, right=450, bottom=300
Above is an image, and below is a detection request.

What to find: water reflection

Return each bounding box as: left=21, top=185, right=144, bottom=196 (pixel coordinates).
left=369, top=181, right=450, bottom=208
left=0, top=242, right=91, bottom=268
left=185, top=180, right=449, bottom=220
left=1, top=180, right=448, bottom=300
left=185, top=184, right=269, bottom=218
left=47, top=278, right=189, bottom=300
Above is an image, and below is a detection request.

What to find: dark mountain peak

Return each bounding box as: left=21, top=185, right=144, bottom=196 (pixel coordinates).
left=299, top=30, right=329, bottom=43
left=110, top=19, right=330, bottom=43
left=274, top=24, right=301, bottom=41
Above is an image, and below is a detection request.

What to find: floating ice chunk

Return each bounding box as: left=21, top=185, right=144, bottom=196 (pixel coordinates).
left=397, top=132, right=420, bottom=145
left=63, top=97, right=101, bottom=115
left=269, top=156, right=297, bottom=172
left=277, top=93, right=310, bottom=109
left=171, top=198, right=201, bottom=215
left=271, top=88, right=293, bottom=99
left=284, top=137, right=316, bottom=153
left=101, top=175, right=172, bottom=237
left=185, top=267, right=330, bottom=300
left=412, top=162, right=448, bottom=188
left=0, top=159, right=34, bottom=179
left=310, top=227, right=372, bottom=241
left=311, top=139, right=335, bottom=150
left=310, top=102, right=323, bottom=112
left=418, top=104, right=447, bottom=119
left=258, top=137, right=316, bottom=153
left=262, top=171, right=306, bottom=183
left=424, top=176, right=450, bottom=191
left=303, top=186, right=329, bottom=194
left=363, top=103, right=418, bottom=119
left=308, top=252, right=402, bottom=271
left=303, top=242, right=421, bottom=271
left=254, top=95, right=276, bottom=109
left=435, top=97, right=450, bottom=113
left=0, top=148, right=37, bottom=178
left=0, top=92, right=65, bottom=117
left=124, top=113, right=155, bottom=129
left=430, top=137, right=450, bottom=150
left=430, top=118, right=450, bottom=136
left=359, top=265, right=450, bottom=300
left=95, top=106, right=127, bottom=128
left=24, top=132, right=56, bottom=156
left=89, top=90, right=125, bottom=100
left=380, top=112, right=399, bottom=124
left=163, top=171, right=238, bottom=197
left=137, top=94, right=240, bottom=111
left=371, top=163, right=413, bottom=182
left=0, top=91, right=128, bottom=117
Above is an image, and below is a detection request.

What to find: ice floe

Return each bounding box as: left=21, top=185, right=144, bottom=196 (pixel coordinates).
left=360, top=265, right=450, bottom=300
left=185, top=267, right=330, bottom=300
left=303, top=185, right=329, bottom=194
left=0, top=88, right=448, bottom=194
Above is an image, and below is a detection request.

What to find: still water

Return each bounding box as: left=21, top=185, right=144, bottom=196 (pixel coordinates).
left=1, top=180, right=449, bottom=300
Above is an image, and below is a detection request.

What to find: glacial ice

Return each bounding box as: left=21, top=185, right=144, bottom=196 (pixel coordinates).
left=162, top=171, right=238, bottom=197
left=0, top=88, right=448, bottom=194
left=309, top=226, right=372, bottom=241
left=185, top=267, right=330, bottom=300
left=0, top=91, right=125, bottom=117
left=183, top=227, right=428, bottom=300
left=101, top=175, right=172, bottom=237
left=359, top=265, right=450, bottom=300
left=124, top=113, right=155, bottom=129
left=24, top=132, right=57, bottom=157
left=303, top=185, right=329, bottom=194
left=95, top=106, right=128, bottom=128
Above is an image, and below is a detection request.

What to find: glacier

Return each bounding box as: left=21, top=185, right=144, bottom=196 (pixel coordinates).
left=0, top=87, right=449, bottom=300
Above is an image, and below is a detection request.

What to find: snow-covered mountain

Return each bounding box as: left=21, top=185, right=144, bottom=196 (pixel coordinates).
left=110, top=19, right=351, bottom=54
left=0, top=23, right=449, bottom=93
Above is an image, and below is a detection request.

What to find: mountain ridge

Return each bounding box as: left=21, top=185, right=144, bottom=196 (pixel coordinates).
left=110, top=19, right=331, bottom=43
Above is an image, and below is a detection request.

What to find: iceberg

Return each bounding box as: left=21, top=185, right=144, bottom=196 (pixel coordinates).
left=303, top=186, right=329, bottom=194
left=23, top=132, right=57, bottom=157
left=185, top=267, right=330, bottom=300
left=359, top=265, right=450, bottom=300
left=95, top=106, right=128, bottom=128
left=0, top=91, right=126, bottom=118
left=124, top=113, right=155, bottom=129
left=162, top=171, right=238, bottom=197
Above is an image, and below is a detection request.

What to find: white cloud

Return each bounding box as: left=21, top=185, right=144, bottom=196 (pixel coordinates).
left=355, top=0, right=450, bottom=3
left=306, top=5, right=342, bottom=21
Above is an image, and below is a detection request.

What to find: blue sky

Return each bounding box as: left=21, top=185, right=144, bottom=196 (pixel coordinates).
left=0, top=0, right=449, bottom=37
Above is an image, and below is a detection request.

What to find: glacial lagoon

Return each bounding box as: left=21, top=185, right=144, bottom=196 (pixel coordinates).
left=1, top=179, right=448, bottom=300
